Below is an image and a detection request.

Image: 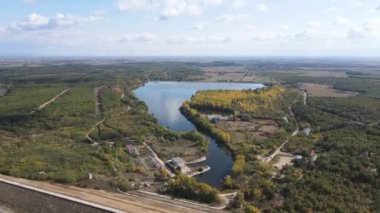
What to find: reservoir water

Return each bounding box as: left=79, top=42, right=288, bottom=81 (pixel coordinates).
left=135, top=81, right=264, bottom=187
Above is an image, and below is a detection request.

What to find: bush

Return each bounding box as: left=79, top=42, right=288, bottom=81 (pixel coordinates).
left=117, top=177, right=133, bottom=192
left=245, top=205, right=261, bottom=213
left=166, top=174, right=221, bottom=204
left=232, top=155, right=246, bottom=176
left=52, top=169, right=78, bottom=183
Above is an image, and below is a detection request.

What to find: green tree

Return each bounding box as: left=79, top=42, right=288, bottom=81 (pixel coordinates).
left=232, top=155, right=245, bottom=176
left=245, top=205, right=261, bottom=213
left=222, top=175, right=234, bottom=189
left=231, top=191, right=244, bottom=208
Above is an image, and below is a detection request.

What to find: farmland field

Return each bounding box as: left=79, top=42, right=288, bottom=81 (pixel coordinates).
left=299, top=83, right=357, bottom=97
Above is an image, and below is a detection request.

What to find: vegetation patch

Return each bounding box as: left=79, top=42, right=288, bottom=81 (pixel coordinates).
left=299, top=83, right=357, bottom=97
left=165, top=174, right=221, bottom=204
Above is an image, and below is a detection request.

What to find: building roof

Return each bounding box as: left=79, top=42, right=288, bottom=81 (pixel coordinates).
left=171, top=157, right=186, bottom=166
left=303, top=128, right=311, bottom=132
left=302, top=128, right=311, bottom=135
left=125, top=144, right=136, bottom=149
left=125, top=144, right=139, bottom=155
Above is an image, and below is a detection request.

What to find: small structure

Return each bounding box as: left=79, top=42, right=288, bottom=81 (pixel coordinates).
left=309, top=150, right=318, bottom=162
left=293, top=155, right=303, bottom=160
left=147, top=156, right=162, bottom=169
left=166, top=157, right=191, bottom=174
left=302, top=128, right=311, bottom=136
left=125, top=144, right=139, bottom=156
left=210, top=117, right=221, bottom=123
left=143, top=181, right=151, bottom=187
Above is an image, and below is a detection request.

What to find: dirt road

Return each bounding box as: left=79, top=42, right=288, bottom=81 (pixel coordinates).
left=95, top=86, right=106, bottom=116
left=86, top=118, right=105, bottom=145
left=30, top=88, right=71, bottom=114
left=303, top=91, right=307, bottom=105
left=264, top=128, right=298, bottom=162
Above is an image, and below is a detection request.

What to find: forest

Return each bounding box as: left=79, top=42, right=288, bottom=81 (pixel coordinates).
left=188, top=86, right=300, bottom=119
left=0, top=59, right=379, bottom=212
left=180, top=68, right=380, bottom=212
left=0, top=62, right=207, bottom=188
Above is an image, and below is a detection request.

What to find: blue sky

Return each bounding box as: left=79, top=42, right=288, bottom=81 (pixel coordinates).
left=1, top=0, right=380, bottom=56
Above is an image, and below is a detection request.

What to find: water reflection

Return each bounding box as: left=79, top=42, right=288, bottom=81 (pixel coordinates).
left=135, top=81, right=264, bottom=187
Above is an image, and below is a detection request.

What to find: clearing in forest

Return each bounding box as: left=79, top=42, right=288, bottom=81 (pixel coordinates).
left=299, top=83, right=357, bottom=97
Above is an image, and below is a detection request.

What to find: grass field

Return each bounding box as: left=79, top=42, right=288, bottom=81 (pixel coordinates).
left=299, top=83, right=357, bottom=97
left=0, top=85, right=68, bottom=115
left=217, top=120, right=280, bottom=141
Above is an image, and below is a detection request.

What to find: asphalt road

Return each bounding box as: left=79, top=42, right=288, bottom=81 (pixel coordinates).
left=0, top=174, right=225, bottom=213
left=0, top=204, right=16, bottom=213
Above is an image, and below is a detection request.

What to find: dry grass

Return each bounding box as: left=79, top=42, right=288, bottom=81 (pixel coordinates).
left=299, top=83, right=357, bottom=97
left=299, top=71, right=347, bottom=78
left=217, top=119, right=280, bottom=142
left=152, top=142, right=202, bottom=162
left=0, top=88, right=8, bottom=96
left=201, top=66, right=256, bottom=82
left=197, top=66, right=275, bottom=83
left=111, top=84, right=124, bottom=95
left=272, top=154, right=293, bottom=170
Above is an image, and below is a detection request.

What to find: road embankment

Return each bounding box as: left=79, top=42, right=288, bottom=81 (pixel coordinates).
left=0, top=174, right=222, bottom=213
left=0, top=175, right=118, bottom=213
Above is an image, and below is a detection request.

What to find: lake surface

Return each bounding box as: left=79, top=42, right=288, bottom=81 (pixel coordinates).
left=135, top=81, right=264, bottom=187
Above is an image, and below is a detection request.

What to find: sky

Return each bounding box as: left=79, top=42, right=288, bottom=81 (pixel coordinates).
left=1, top=0, right=380, bottom=57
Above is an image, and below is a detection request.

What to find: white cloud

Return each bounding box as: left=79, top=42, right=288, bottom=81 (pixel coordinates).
left=113, top=33, right=155, bottom=42
left=214, top=14, right=249, bottom=23
left=52, top=13, right=99, bottom=27
left=280, top=24, right=290, bottom=30
left=160, top=1, right=202, bottom=19
left=0, top=28, right=6, bottom=37
left=167, top=35, right=231, bottom=44
left=376, top=5, right=380, bottom=11
left=293, top=28, right=320, bottom=40
left=22, top=0, right=37, bottom=4
left=231, top=0, right=247, bottom=8
left=334, top=17, right=350, bottom=26
left=347, top=19, right=380, bottom=39
left=117, top=0, right=159, bottom=11
left=306, top=21, right=321, bottom=28
left=347, top=27, right=366, bottom=39
left=351, top=0, right=365, bottom=7
left=251, top=33, right=286, bottom=41
left=94, top=9, right=107, bottom=16
left=249, top=25, right=345, bottom=42
left=118, top=0, right=251, bottom=19
left=257, top=4, right=268, bottom=12
left=189, top=24, right=204, bottom=30
left=324, top=6, right=338, bottom=13
left=8, top=13, right=49, bottom=31
left=7, top=13, right=100, bottom=32
left=242, top=25, right=257, bottom=32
